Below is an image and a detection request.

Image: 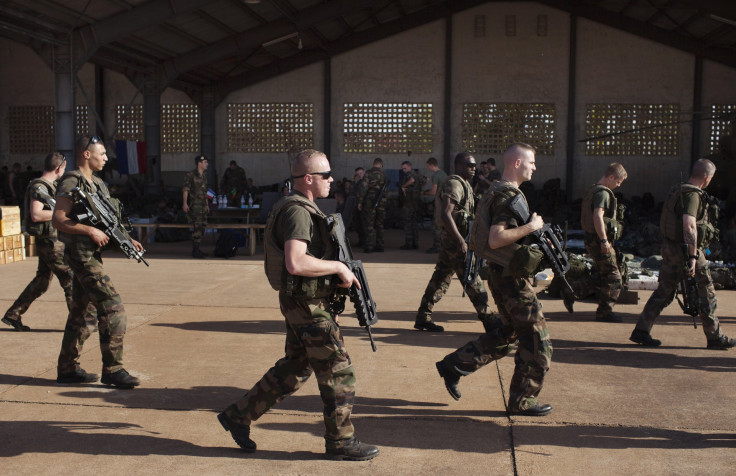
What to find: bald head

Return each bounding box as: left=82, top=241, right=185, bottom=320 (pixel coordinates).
left=291, top=149, right=327, bottom=177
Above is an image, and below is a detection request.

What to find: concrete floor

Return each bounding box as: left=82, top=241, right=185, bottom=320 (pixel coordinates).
left=1, top=229, right=734, bottom=475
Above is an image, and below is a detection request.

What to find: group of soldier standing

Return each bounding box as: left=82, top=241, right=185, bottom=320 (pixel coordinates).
left=2, top=139, right=734, bottom=461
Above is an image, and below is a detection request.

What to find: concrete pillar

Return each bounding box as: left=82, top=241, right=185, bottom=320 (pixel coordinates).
left=324, top=59, right=332, bottom=161
left=143, top=72, right=161, bottom=190
left=53, top=39, right=76, bottom=169
left=443, top=15, right=453, bottom=173
left=565, top=15, right=578, bottom=202
left=201, top=88, right=217, bottom=187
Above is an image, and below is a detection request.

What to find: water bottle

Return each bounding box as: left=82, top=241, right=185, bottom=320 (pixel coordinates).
left=248, top=193, right=253, bottom=208
left=240, top=195, right=246, bottom=208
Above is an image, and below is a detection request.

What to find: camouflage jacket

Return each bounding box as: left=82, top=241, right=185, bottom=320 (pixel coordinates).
left=183, top=169, right=208, bottom=213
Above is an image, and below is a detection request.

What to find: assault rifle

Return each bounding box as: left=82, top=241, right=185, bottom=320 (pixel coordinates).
left=373, top=180, right=389, bottom=211
left=675, top=253, right=699, bottom=329
left=70, top=187, right=149, bottom=266
left=507, top=193, right=577, bottom=298
left=34, top=185, right=57, bottom=210
left=675, top=180, right=698, bottom=328
left=325, top=213, right=378, bottom=352
left=461, top=219, right=483, bottom=297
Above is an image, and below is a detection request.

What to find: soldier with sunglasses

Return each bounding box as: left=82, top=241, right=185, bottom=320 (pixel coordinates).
left=218, top=149, right=379, bottom=461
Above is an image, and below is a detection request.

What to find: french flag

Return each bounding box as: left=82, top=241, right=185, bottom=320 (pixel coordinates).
left=115, top=140, right=147, bottom=175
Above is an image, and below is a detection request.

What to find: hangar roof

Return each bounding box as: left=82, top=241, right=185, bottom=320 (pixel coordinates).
left=1, top=0, right=735, bottom=103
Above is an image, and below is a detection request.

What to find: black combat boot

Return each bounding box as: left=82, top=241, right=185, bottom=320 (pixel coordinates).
left=218, top=412, right=257, bottom=452
left=101, top=369, right=140, bottom=388
left=510, top=402, right=553, bottom=417
left=629, top=329, right=661, bottom=347
left=2, top=315, right=30, bottom=332
left=325, top=438, right=380, bottom=461
left=436, top=360, right=462, bottom=400
left=192, top=243, right=207, bottom=259
left=706, top=335, right=736, bottom=350
left=57, top=367, right=99, bottom=384
left=414, top=319, right=444, bottom=332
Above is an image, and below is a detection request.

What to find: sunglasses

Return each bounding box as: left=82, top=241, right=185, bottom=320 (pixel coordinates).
left=292, top=170, right=332, bottom=180
left=85, top=135, right=101, bottom=150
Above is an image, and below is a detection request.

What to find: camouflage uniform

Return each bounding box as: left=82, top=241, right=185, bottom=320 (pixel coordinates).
left=357, top=167, right=387, bottom=250
left=416, top=175, right=490, bottom=327
left=56, top=170, right=128, bottom=376
left=183, top=169, right=208, bottom=244
left=634, top=185, right=721, bottom=339
left=223, top=191, right=357, bottom=448
left=426, top=169, right=448, bottom=250
left=439, top=185, right=552, bottom=412
left=580, top=185, right=623, bottom=318
left=3, top=178, right=94, bottom=327
left=220, top=165, right=247, bottom=207
left=401, top=170, right=422, bottom=247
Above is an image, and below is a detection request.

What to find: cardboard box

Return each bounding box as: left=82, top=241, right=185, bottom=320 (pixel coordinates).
left=24, top=233, right=35, bottom=246
left=12, top=234, right=23, bottom=248
left=4, top=236, right=13, bottom=249
left=4, top=249, right=14, bottom=264
left=0, top=238, right=4, bottom=251
left=13, top=248, right=24, bottom=262
left=0, top=250, right=5, bottom=265
left=26, top=244, right=37, bottom=257
left=0, top=215, right=21, bottom=236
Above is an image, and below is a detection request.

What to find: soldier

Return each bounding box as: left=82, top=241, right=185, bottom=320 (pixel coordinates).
left=220, top=160, right=247, bottom=207
left=569, top=163, right=628, bottom=322
left=422, top=157, right=448, bottom=253
left=436, top=143, right=553, bottom=416
left=400, top=160, right=422, bottom=249
left=2, top=152, right=94, bottom=331
left=182, top=155, right=209, bottom=259
left=413, top=152, right=491, bottom=332
left=351, top=167, right=366, bottom=248
left=630, top=159, right=735, bottom=349
left=217, top=149, right=380, bottom=461
left=357, top=158, right=387, bottom=253
left=52, top=135, right=142, bottom=388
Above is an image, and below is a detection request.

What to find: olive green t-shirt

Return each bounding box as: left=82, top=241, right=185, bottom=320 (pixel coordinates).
left=680, top=189, right=700, bottom=218
left=591, top=188, right=612, bottom=211
left=274, top=192, right=326, bottom=259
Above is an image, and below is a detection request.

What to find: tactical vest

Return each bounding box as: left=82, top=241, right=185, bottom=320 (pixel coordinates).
left=24, top=178, right=56, bottom=238
left=469, top=181, right=524, bottom=268
left=434, top=175, right=474, bottom=235
left=263, top=194, right=337, bottom=298
left=660, top=183, right=714, bottom=247
left=581, top=184, right=621, bottom=240
left=57, top=170, right=111, bottom=252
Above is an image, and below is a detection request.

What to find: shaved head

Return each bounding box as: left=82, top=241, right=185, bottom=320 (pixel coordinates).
left=291, top=149, right=327, bottom=177
left=691, top=158, right=716, bottom=179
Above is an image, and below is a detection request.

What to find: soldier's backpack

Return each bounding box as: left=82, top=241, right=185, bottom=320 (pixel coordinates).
left=214, top=230, right=238, bottom=258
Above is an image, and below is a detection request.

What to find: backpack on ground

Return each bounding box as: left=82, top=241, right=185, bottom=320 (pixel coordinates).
left=214, top=229, right=238, bottom=258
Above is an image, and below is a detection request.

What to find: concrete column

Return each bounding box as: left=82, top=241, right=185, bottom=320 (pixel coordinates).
left=53, top=39, right=76, bottom=169
left=201, top=88, right=217, bottom=187
left=143, top=72, right=161, bottom=190
left=443, top=15, right=453, bottom=172
left=565, top=15, right=578, bottom=202
left=323, top=59, right=332, bottom=161
left=690, top=55, right=703, bottom=165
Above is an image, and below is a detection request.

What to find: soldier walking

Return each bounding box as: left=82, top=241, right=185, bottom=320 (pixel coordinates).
left=52, top=135, right=142, bottom=388
left=2, top=152, right=95, bottom=331
left=436, top=143, right=553, bottom=416
left=413, top=152, right=491, bottom=332
left=217, top=149, right=379, bottom=461
left=630, top=159, right=735, bottom=349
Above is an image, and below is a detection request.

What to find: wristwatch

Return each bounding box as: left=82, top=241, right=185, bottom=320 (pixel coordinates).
left=600, top=239, right=608, bottom=243
left=688, top=254, right=698, bottom=260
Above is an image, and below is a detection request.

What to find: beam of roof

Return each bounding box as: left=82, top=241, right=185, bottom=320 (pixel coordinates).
left=73, top=0, right=213, bottom=66
left=213, top=0, right=492, bottom=102
left=673, top=0, right=736, bottom=22
left=538, top=0, right=736, bottom=69
left=159, top=0, right=378, bottom=88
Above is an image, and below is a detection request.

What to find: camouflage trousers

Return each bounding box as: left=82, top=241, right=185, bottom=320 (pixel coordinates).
left=635, top=240, right=720, bottom=338
left=441, top=266, right=552, bottom=411
left=225, top=294, right=356, bottom=445
left=4, top=238, right=73, bottom=320
left=360, top=193, right=386, bottom=248
left=57, top=251, right=127, bottom=375
left=416, top=233, right=489, bottom=324
left=187, top=208, right=208, bottom=244
left=402, top=198, right=420, bottom=246
left=584, top=233, right=622, bottom=317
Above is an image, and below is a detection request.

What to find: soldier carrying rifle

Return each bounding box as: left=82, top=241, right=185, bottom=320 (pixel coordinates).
left=630, top=158, right=735, bottom=349
left=52, top=135, right=143, bottom=388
